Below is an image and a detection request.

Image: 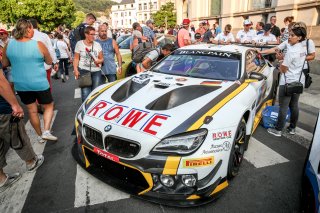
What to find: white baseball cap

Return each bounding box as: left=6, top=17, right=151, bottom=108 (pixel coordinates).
left=243, top=19, right=252, bottom=25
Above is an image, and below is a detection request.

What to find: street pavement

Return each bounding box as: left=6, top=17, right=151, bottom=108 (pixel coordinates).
left=0, top=71, right=319, bottom=213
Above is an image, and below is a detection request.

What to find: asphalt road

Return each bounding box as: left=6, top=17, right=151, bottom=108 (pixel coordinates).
left=1, top=71, right=319, bottom=213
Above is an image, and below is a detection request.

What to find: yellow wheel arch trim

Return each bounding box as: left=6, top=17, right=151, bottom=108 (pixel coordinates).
left=85, top=80, right=124, bottom=105
left=81, top=145, right=153, bottom=195
left=252, top=99, right=273, bottom=133
left=209, top=180, right=229, bottom=196
left=187, top=82, right=249, bottom=131
left=162, top=156, right=181, bottom=175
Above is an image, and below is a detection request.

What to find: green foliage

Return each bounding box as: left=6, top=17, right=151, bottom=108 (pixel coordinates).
left=0, top=0, right=76, bottom=30
left=72, top=11, right=86, bottom=28
left=73, top=0, right=115, bottom=15
left=151, top=2, right=176, bottom=28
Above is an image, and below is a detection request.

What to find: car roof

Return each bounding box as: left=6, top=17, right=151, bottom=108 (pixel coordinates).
left=179, top=44, right=252, bottom=54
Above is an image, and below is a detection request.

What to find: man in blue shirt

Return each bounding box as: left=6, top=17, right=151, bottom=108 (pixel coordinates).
left=142, top=19, right=158, bottom=46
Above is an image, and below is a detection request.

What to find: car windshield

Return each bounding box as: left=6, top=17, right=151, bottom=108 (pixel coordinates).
left=152, top=50, right=241, bottom=81
left=118, top=36, right=132, bottom=49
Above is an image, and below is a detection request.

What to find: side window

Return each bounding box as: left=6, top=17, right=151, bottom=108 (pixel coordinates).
left=245, top=50, right=265, bottom=74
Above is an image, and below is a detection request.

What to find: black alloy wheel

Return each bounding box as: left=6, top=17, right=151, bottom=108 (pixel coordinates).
left=228, top=118, right=246, bottom=179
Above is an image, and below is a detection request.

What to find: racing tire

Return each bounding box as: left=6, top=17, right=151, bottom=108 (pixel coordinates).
left=227, top=118, right=246, bottom=179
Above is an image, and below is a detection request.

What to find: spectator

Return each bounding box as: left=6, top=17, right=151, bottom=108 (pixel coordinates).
left=252, top=23, right=278, bottom=45
left=102, top=22, right=113, bottom=39
left=202, top=22, right=213, bottom=43
left=281, top=16, right=294, bottom=43
left=256, top=22, right=265, bottom=35
left=56, top=34, right=72, bottom=82
left=70, top=13, right=96, bottom=54
left=212, top=24, right=235, bottom=44
left=0, top=69, right=44, bottom=193
left=96, top=24, right=122, bottom=83
left=29, top=18, right=58, bottom=90
left=236, top=19, right=256, bottom=43
left=267, top=26, right=307, bottom=137
left=177, top=19, right=191, bottom=47
left=214, top=21, right=222, bottom=35
left=269, top=16, right=281, bottom=43
left=136, top=43, right=175, bottom=73
left=195, top=22, right=206, bottom=38
left=143, top=19, right=158, bottom=46
left=73, top=26, right=104, bottom=102
left=0, top=29, right=9, bottom=45
left=2, top=19, right=57, bottom=142
left=167, top=26, right=174, bottom=35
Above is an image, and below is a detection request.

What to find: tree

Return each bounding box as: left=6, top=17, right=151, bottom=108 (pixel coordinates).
left=0, top=0, right=76, bottom=31
left=72, top=11, right=86, bottom=28
left=73, top=0, right=115, bottom=16
left=151, top=2, right=176, bottom=28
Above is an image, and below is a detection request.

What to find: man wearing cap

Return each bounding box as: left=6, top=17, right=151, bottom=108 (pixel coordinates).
left=252, top=23, right=278, bottom=45
left=0, top=29, right=9, bottom=46
left=143, top=19, right=157, bottom=46
left=236, top=19, right=256, bottom=43
left=178, top=19, right=191, bottom=48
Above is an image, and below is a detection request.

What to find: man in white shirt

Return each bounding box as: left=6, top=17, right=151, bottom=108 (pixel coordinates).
left=212, top=24, right=235, bottom=44
left=29, top=18, right=58, bottom=90
left=236, top=19, right=256, bottom=43
left=252, top=24, right=278, bottom=45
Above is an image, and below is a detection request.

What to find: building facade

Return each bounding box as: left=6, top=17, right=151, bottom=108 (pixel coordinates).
left=111, top=0, right=136, bottom=29
left=175, top=0, right=320, bottom=43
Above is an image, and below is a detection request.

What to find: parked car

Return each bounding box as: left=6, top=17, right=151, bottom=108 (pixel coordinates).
left=73, top=44, right=279, bottom=206
left=116, top=34, right=131, bottom=45
left=117, top=34, right=176, bottom=79
left=301, top=111, right=320, bottom=213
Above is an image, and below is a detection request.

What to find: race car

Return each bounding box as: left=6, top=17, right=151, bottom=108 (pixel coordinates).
left=301, top=111, right=320, bottom=213
left=73, top=44, right=279, bottom=206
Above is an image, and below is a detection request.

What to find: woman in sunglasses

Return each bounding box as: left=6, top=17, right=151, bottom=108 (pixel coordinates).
left=267, top=26, right=307, bottom=137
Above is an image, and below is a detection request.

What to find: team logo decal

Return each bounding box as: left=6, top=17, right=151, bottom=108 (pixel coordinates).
left=202, top=141, right=231, bottom=154
left=212, top=130, right=232, bottom=140
left=183, top=157, right=214, bottom=168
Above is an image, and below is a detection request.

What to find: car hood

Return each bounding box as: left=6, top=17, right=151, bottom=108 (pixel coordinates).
left=84, top=71, right=241, bottom=139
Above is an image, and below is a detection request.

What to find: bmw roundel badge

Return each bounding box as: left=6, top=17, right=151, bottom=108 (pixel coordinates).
left=104, top=125, right=112, bottom=132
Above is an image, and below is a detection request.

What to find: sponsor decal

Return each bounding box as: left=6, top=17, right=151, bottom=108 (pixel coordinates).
left=176, top=77, right=187, bottom=82
left=86, top=100, right=170, bottom=136
left=202, top=141, right=231, bottom=154
left=104, top=125, right=112, bottom=132
left=177, top=50, right=232, bottom=58
left=183, top=157, right=214, bottom=168
left=212, top=130, right=232, bottom=140
left=93, top=147, right=119, bottom=163
left=200, top=81, right=221, bottom=85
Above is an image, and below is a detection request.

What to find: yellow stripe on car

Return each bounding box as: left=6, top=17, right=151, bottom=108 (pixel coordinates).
left=162, top=156, right=181, bottom=175
left=187, top=83, right=249, bottom=131
left=252, top=99, right=273, bottom=133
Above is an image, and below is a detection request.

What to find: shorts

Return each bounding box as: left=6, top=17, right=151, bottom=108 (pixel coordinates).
left=144, top=49, right=159, bottom=61
left=17, top=88, right=53, bottom=105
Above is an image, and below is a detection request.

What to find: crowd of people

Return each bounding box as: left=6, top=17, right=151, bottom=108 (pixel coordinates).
left=0, top=12, right=316, bottom=192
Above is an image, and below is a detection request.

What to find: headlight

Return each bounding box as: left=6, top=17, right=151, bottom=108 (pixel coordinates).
left=76, top=103, right=85, bottom=124
left=151, top=129, right=207, bottom=155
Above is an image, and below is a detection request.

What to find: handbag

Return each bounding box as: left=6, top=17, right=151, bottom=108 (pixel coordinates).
left=78, top=72, right=92, bottom=88
left=9, top=116, right=24, bottom=150
left=284, top=60, right=304, bottom=96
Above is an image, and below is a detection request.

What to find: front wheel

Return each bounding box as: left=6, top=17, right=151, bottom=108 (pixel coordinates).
left=227, top=118, right=246, bottom=179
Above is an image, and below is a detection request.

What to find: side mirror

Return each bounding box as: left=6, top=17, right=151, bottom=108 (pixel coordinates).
left=248, top=71, right=267, bottom=81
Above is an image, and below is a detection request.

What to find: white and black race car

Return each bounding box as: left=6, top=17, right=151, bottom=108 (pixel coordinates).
left=73, top=44, right=279, bottom=206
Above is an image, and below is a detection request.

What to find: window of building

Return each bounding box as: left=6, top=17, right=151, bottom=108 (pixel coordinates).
left=124, top=12, right=127, bottom=16
left=251, top=0, right=273, bottom=10
left=121, top=12, right=123, bottom=17
left=129, top=11, right=131, bottom=16
left=153, top=2, right=157, bottom=10
left=149, top=2, right=153, bottom=10
left=131, top=4, right=133, bottom=8
left=118, top=5, right=120, bottom=9
left=317, top=7, right=320, bottom=25
left=114, top=13, right=118, bottom=18
left=210, top=0, right=221, bottom=16
left=139, top=4, right=142, bottom=10
left=139, top=14, right=142, bottom=21
left=144, top=3, right=147, bottom=10
left=144, top=13, right=147, bottom=20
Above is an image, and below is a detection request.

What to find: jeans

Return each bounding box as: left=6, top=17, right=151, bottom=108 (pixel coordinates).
left=275, top=85, right=300, bottom=131
left=59, top=58, right=69, bottom=76
left=104, top=74, right=117, bottom=83
left=79, top=70, right=104, bottom=102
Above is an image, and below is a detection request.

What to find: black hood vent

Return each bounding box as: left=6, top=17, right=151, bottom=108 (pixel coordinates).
left=112, top=77, right=150, bottom=102
left=146, top=85, right=221, bottom=110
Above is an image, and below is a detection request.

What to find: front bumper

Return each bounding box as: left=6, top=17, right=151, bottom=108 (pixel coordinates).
left=72, top=135, right=229, bottom=207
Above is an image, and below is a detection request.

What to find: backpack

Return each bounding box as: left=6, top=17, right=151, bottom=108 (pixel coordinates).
left=55, top=41, right=61, bottom=59
left=132, top=38, right=155, bottom=63
left=69, top=23, right=86, bottom=53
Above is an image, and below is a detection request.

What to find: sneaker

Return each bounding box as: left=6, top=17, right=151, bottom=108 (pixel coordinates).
left=65, top=75, right=69, bottom=81
left=0, top=173, right=22, bottom=193
left=286, top=126, right=296, bottom=135
left=267, top=128, right=282, bottom=137
left=37, top=136, right=46, bottom=143
left=27, top=155, right=44, bottom=173
left=41, top=130, right=58, bottom=141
